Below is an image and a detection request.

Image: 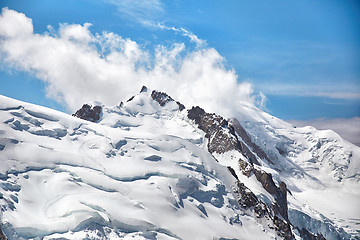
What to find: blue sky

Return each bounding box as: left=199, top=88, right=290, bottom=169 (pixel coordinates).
left=0, top=0, right=359, bottom=121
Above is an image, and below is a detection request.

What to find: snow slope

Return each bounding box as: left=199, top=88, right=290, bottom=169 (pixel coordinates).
left=235, top=104, right=360, bottom=239
left=0, top=89, right=359, bottom=240
left=0, top=92, right=277, bottom=240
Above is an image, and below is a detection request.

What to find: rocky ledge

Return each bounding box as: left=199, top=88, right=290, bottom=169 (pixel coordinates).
left=229, top=164, right=294, bottom=240
left=150, top=89, right=185, bottom=111
left=187, top=106, right=262, bottom=165
left=72, top=104, right=102, bottom=123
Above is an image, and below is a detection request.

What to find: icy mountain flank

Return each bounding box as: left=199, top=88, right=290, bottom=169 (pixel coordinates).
left=0, top=87, right=359, bottom=240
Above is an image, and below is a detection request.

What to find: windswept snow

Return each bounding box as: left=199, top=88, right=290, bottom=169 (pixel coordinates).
left=0, top=93, right=276, bottom=240
left=1, top=90, right=359, bottom=239
left=235, top=103, right=360, bottom=239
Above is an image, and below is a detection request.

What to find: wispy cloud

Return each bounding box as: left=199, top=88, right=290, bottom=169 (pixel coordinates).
left=104, top=0, right=164, bottom=27
left=289, top=117, right=360, bottom=146
left=156, top=23, right=206, bottom=47
left=0, top=8, right=259, bottom=118
left=312, top=91, right=360, bottom=100
left=103, top=1, right=206, bottom=47
left=258, top=83, right=360, bottom=100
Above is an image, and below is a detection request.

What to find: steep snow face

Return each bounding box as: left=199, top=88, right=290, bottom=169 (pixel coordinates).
left=0, top=93, right=277, bottom=240
left=235, top=104, right=360, bottom=239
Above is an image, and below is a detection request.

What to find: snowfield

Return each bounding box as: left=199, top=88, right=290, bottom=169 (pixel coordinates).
left=0, top=92, right=276, bottom=239
left=0, top=90, right=359, bottom=240
left=236, top=104, right=360, bottom=239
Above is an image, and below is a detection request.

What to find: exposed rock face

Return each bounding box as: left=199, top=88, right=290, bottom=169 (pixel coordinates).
left=273, top=215, right=294, bottom=240
left=140, top=85, right=148, bottom=93
left=187, top=106, right=273, bottom=167
left=187, top=106, right=289, bottom=218
left=239, top=161, right=293, bottom=239
left=188, top=106, right=294, bottom=239
left=187, top=106, right=259, bottom=162
left=228, top=166, right=266, bottom=216
left=188, top=106, right=239, bottom=154
left=238, top=158, right=289, bottom=222
left=230, top=118, right=273, bottom=164
left=298, top=228, right=326, bottom=240
left=72, top=104, right=102, bottom=122
left=151, top=90, right=185, bottom=111
left=229, top=167, right=294, bottom=240
left=233, top=180, right=269, bottom=218
left=254, top=170, right=288, bottom=220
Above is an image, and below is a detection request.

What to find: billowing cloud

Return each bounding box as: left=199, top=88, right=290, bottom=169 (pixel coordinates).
left=289, top=117, right=360, bottom=146
left=0, top=8, right=259, bottom=117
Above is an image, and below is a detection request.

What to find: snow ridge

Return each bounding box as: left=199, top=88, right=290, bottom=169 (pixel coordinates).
left=0, top=88, right=359, bottom=240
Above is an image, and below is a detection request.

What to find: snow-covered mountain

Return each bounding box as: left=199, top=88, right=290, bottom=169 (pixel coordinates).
left=0, top=87, right=359, bottom=240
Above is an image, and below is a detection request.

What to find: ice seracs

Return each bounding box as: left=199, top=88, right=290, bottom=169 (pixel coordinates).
left=0, top=88, right=359, bottom=240
left=0, top=91, right=274, bottom=239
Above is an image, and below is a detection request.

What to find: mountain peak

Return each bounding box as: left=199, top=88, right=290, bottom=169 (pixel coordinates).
left=0, top=91, right=359, bottom=240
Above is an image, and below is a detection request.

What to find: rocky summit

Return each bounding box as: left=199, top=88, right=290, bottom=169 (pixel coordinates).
left=0, top=87, right=359, bottom=240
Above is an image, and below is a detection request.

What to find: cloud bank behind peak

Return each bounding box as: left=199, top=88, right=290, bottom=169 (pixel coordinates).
left=0, top=8, right=260, bottom=118
left=289, top=117, right=360, bottom=147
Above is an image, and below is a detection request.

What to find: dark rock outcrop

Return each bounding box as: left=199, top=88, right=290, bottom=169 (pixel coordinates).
left=237, top=158, right=289, bottom=222
left=228, top=167, right=294, bottom=239
left=72, top=104, right=102, bottom=123
left=298, top=228, right=326, bottom=240
left=273, top=215, right=293, bottom=240
left=230, top=118, right=273, bottom=164
left=188, top=106, right=250, bottom=157
left=234, top=180, right=269, bottom=218
left=253, top=169, right=288, bottom=220
left=140, top=85, right=148, bottom=93
left=227, top=166, right=239, bottom=180
left=228, top=167, right=268, bottom=218
left=238, top=161, right=293, bottom=238
left=127, top=96, right=135, bottom=102
left=187, top=106, right=294, bottom=239
left=187, top=106, right=266, bottom=166
left=151, top=90, right=185, bottom=111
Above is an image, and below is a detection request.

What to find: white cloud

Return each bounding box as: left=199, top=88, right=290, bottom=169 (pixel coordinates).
left=104, top=0, right=164, bottom=27
left=0, top=8, right=33, bottom=38
left=59, top=23, right=93, bottom=44
left=0, top=8, right=259, bottom=118
left=157, top=23, right=206, bottom=47
left=289, top=117, right=360, bottom=146
left=103, top=0, right=206, bottom=46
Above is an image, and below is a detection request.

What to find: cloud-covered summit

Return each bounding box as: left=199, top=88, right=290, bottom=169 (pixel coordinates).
left=0, top=8, right=261, bottom=118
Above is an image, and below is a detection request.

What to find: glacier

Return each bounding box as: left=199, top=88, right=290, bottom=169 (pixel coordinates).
left=0, top=87, right=359, bottom=240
